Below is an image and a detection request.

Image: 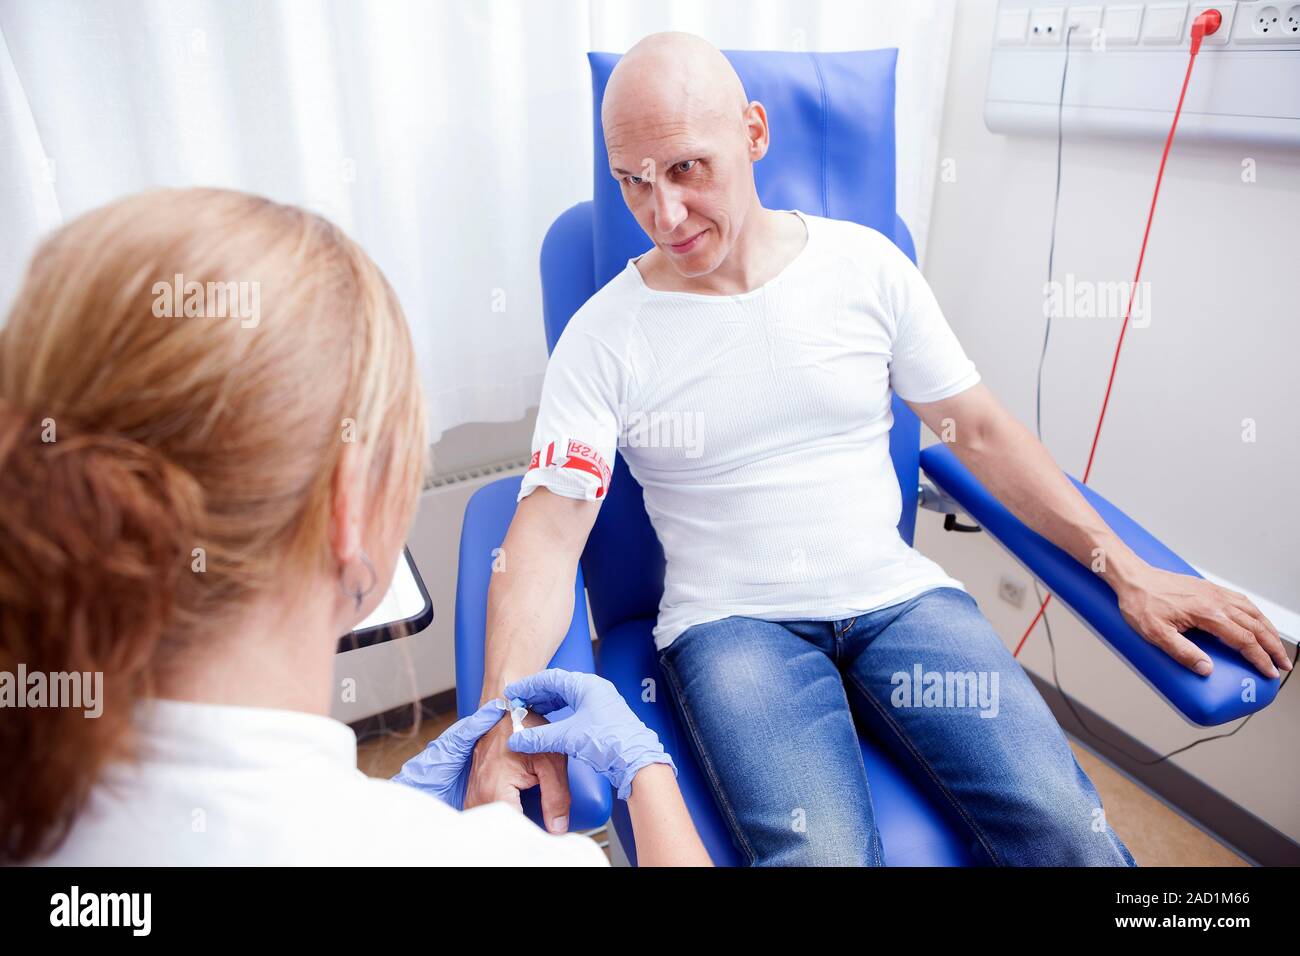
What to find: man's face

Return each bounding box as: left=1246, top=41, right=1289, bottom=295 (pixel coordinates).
left=606, top=108, right=756, bottom=278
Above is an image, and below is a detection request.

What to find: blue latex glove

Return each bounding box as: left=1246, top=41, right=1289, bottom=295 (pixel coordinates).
left=390, top=698, right=506, bottom=809
left=505, top=668, right=676, bottom=801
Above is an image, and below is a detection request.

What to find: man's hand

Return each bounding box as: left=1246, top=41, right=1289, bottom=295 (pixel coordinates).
left=1114, top=564, right=1293, bottom=679
left=904, top=386, right=1294, bottom=682
left=464, top=706, right=572, bottom=833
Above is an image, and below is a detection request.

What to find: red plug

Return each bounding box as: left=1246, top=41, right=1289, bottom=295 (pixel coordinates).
left=1190, top=8, right=1223, bottom=55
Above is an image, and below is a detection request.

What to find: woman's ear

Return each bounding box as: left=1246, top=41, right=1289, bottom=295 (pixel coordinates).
left=329, top=443, right=367, bottom=567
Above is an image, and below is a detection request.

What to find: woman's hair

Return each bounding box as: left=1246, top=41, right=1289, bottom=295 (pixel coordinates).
left=0, top=188, right=428, bottom=863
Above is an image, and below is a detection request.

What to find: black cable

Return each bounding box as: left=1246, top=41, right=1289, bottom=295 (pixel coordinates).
left=1032, top=23, right=1296, bottom=768
left=1035, top=19, right=1072, bottom=446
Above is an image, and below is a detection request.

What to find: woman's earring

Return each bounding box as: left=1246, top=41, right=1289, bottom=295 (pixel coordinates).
left=340, top=550, right=377, bottom=612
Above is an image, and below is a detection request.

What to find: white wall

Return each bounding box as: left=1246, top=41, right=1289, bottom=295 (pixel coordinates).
left=919, top=0, right=1299, bottom=843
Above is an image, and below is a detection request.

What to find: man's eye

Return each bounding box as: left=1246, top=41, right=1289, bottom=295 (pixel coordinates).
left=625, top=175, right=645, bottom=186
left=675, top=160, right=696, bottom=174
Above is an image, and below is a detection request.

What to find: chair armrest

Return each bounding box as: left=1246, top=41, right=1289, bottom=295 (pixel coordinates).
left=918, top=444, right=1281, bottom=726
left=454, top=475, right=613, bottom=828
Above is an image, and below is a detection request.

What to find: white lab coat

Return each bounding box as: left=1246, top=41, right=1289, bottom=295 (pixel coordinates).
left=34, top=698, right=608, bottom=866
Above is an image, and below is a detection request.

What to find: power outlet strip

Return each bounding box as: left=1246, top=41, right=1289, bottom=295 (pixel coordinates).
left=987, top=1, right=1300, bottom=145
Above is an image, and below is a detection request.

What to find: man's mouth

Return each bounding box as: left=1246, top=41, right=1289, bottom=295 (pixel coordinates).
left=666, top=229, right=706, bottom=254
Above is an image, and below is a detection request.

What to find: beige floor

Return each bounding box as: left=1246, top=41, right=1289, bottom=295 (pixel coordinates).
left=1070, top=744, right=1246, bottom=866
left=358, top=710, right=1246, bottom=866
left=356, top=709, right=458, bottom=779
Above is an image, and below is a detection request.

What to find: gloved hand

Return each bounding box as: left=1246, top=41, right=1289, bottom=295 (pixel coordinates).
left=391, top=698, right=506, bottom=809
left=504, top=668, right=676, bottom=801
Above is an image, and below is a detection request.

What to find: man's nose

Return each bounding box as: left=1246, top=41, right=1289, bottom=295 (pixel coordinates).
left=652, top=183, right=687, bottom=236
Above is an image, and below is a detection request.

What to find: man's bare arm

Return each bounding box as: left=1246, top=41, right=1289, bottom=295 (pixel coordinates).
left=463, top=487, right=600, bottom=829
left=907, top=383, right=1290, bottom=679
left=479, top=487, right=600, bottom=702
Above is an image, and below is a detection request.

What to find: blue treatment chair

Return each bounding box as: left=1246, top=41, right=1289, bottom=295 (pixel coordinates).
left=454, top=49, right=1281, bottom=866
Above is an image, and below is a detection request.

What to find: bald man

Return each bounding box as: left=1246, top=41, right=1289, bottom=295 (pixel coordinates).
left=465, top=32, right=1288, bottom=866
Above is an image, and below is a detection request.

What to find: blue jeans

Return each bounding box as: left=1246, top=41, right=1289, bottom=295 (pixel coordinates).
left=658, top=587, right=1136, bottom=866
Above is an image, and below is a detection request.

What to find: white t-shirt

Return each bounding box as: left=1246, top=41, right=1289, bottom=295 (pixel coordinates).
left=34, top=698, right=607, bottom=866
left=520, top=210, right=980, bottom=650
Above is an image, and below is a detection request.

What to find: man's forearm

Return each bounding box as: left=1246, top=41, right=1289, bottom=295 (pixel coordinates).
left=949, top=414, right=1145, bottom=593
left=479, top=541, right=581, bottom=705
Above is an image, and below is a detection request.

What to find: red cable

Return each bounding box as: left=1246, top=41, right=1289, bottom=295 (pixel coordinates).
left=1013, top=11, right=1221, bottom=659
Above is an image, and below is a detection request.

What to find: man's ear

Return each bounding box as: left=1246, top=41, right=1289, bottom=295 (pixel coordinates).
left=744, top=101, right=770, bottom=162
left=329, top=443, right=367, bottom=567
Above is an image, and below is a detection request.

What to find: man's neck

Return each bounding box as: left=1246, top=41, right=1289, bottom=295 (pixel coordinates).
left=637, top=205, right=807, bottom=296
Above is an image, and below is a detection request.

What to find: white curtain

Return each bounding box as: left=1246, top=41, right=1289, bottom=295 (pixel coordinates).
left=0, top=0, right=953, bottom=444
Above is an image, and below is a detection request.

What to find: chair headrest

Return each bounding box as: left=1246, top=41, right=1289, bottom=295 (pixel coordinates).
left=587, top=48, right=899, bottom=288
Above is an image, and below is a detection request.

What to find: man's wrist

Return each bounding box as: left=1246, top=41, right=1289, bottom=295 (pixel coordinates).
left=480, top=663, right=544, bottom=705
left=1092, top=538, right=1147, bottom=594
left=479, top=672, right=517, bottom=706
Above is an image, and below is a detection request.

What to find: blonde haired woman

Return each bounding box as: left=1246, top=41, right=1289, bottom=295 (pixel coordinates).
left=0, top=189, right=708, bottom=866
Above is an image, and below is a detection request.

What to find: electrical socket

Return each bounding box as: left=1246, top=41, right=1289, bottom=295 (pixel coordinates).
left=1029, top=8, right=1065, bottom=44
left=1248, top=3, right=1279, bottom=34
left=1287, top=4, right=1300, bottom=35
left=1065, top=5, right=1103, bottom=42
left=1256, top=4, right=1283, bottom=34
left=998, top=575, right=1027, bottom=609
left=1189, top=2, right=1235, bottom=43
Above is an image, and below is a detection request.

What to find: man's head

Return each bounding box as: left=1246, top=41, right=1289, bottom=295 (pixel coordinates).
left=602, top=32, right=770, bottom=278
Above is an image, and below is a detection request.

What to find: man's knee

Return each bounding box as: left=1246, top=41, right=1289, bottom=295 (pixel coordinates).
left=996, top=778, right=1135, bottom=866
